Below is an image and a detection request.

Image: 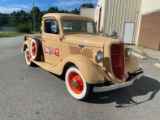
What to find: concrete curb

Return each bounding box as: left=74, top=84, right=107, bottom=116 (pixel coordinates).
left=128, top=45, right=160, bottom=62
left=132, top=49, right=160, bottom=62
left=132, top=52, right=146, bottom=59
left=154, top=63, right=160, bottom=69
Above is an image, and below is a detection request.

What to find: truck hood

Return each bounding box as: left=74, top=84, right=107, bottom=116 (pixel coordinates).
left=64, top=34, right=120, bottom=48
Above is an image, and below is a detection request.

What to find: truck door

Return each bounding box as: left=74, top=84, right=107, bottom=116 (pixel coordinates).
left=42, top=18, right=61, bottom=65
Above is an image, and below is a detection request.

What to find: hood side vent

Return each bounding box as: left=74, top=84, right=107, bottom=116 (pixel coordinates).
left=70, top=46, right=93, bottom=58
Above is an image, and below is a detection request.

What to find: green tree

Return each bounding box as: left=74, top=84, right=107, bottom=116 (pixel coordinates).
left=47, top=7, right=59, bottom=13
left=0, top=13, right=9, bottom=26
left=19, top=10, right=27, bottom=23
left=0, top=4, right=95, bottom=32
left=17, top=23, right=31, bottom=33
left=70, top=8, right=79, bottom=14
left=9, top=11, right=18, bottom=27
left=30, top=6, right=41, bottom=31
left=81, top=3, right=94, bottom=8
left=59, top=10, right=69, bottom=13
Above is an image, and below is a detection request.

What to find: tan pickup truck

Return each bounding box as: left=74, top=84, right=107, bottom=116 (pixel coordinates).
left=21, top=13, right=143, bottom=100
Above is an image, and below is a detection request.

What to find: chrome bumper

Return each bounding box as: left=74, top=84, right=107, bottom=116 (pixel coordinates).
left=93, top=68, right=143, bottom=92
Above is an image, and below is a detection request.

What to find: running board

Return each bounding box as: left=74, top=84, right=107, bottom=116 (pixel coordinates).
left=32, top=60, right=64, bottom=76
left=32, top=60, right=56, bottom=71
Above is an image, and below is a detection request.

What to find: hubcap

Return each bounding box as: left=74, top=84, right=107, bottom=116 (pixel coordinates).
left=68, top=72, right=84, bottom=94
left=26, top=50, right=30, bottom=63
left=72, top=79, right=78, bottom=88
left=32, top=47, right=34, bottom=52
left=32, top=43, right=36, bottom=56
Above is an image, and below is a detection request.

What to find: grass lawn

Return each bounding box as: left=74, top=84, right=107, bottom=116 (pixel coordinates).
left=0, top=32, right=26, bottom=38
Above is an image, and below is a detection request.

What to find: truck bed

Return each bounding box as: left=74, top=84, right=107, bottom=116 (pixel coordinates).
left=25, top=34, right=42, bottom=41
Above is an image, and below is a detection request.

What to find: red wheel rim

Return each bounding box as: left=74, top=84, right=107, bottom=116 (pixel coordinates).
left=31, top=42, right=36, bottom=57
left=68, top=72, right=84, bottom=94
left=26, top=50, right=30, bottom=63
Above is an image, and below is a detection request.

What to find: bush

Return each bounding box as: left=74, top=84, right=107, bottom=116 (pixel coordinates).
left=17, top=24, right=31, bottom=33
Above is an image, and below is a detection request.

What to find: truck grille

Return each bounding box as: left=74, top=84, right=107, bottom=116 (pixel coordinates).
left=111, top=44, right=124, bottom=80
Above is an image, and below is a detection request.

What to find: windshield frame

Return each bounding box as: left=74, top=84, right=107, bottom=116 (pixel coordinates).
left=61, top=18, right=97, bottom=35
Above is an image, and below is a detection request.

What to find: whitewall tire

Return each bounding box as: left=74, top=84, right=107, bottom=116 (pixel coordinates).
left=65, top=67, right=92, bottom=100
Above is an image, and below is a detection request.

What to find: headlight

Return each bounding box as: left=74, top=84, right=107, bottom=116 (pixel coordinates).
left=96, top=51, right=104, bottom=62
left=125, top=48, right=132, bottom=56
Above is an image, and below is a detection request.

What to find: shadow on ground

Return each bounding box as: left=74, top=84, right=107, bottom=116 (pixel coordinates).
left=86, top=76, right=160, bottom=107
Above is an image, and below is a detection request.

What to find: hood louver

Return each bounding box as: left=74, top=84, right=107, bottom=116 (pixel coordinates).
left=70, top=46, right=93, bottom=59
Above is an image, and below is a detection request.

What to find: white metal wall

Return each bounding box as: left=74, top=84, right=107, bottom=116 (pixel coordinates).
left=80, top=0, right=143, bottom=44
left=80, top=8, right=95, bottom=19
left=141, top=0, right=160, bottom=14
left=105, top=0, right=141, bottom=43
left=95, top=0, right=106, bottom=32
left=95, top=0, right=142, bottom=44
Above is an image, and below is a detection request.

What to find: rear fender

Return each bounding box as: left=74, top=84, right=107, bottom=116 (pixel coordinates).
left=50, top=55, right=110, bottom=84
left=21, top=36, right=34, bottom=52
left=21, top=41, right=29, bottom=52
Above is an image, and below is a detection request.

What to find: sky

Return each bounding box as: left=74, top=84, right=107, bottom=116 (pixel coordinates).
left=0, top=0, right=98, bottom=13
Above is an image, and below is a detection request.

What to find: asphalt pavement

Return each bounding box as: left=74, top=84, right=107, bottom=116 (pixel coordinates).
left=0, top=35, right=160, bottom=120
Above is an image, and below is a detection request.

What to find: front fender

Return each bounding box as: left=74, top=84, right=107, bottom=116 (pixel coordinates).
left=50, top=55, right=110, bottom=84
left=125, top=54, right=141, bottom=78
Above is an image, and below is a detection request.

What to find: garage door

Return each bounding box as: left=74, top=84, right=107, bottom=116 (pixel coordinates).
left=123, top=23, right=134, bottom=44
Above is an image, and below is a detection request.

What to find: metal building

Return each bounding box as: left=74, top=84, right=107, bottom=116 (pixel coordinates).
left=94, top=0, right=142, bottom=44
left=80, top=0, right=160, bottom=49
left=139, top=0, right=160, bottom=51
left=81, top=0, right=142, bottom=44
left=80, top=8, right=95, bottom=19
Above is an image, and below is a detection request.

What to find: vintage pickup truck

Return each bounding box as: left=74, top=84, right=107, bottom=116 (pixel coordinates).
left=21, top=13, right=143, bottom=100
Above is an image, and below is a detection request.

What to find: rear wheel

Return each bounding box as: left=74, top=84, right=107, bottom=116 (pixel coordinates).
left=25, top=48, right=34, bottom=66
left=30, top=39, right=41, bottom=61
left=65, top=67, right=92, bottom=100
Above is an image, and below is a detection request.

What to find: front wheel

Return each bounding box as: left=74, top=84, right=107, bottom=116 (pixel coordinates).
left=65, top=67, right=92, bottom=101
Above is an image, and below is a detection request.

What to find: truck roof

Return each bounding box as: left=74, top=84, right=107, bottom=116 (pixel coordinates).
left=42, top=13, right=94, bottom=21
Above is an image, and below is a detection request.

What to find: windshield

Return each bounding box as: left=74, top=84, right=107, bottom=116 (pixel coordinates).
left=62, top=19, right=96, bottom=34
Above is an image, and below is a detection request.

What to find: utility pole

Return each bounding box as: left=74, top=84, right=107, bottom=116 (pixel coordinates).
left=32, top=3, right=35, bottom=32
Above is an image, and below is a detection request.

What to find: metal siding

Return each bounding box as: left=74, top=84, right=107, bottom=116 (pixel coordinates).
left=115, top=0, right=121, bottom=33
left=80, top=0, right=142, bottom=44
left=118, top=0, right=126, bottom=38
left=131, top=0, right=136, bottom=21
left=99, top=0, right=106, bottom=32
left=141, top=0, right=160, bottom=14
left=117, top=0, right=124, bottom=36
left=112, top=0, right=117, bottom=32
left=103, top=0, right=141, bottom=43
left=133, top=0, right=142, bottom=44
left=108, top=0, right=113, bottom=34
left=105, top=0, right=110, bottom=34
left=80, top=8, right=95, bottom=19
left=125, top=0, right=132, bottom=22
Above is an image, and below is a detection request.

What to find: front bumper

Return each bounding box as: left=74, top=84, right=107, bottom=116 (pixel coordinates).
left=93, top=68, right=143, bottom=92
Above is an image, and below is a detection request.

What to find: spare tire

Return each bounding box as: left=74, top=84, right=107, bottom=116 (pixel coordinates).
left=30, top=38, right=41, bottom=61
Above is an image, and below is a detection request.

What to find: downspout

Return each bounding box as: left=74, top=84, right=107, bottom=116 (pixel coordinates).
left=135, top=0, right=143, bottom=45
left=103, top=0, right=109, bottom=36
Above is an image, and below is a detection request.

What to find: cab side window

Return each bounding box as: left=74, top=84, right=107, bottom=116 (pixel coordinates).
left=45, top=19, right=59, bottom=34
